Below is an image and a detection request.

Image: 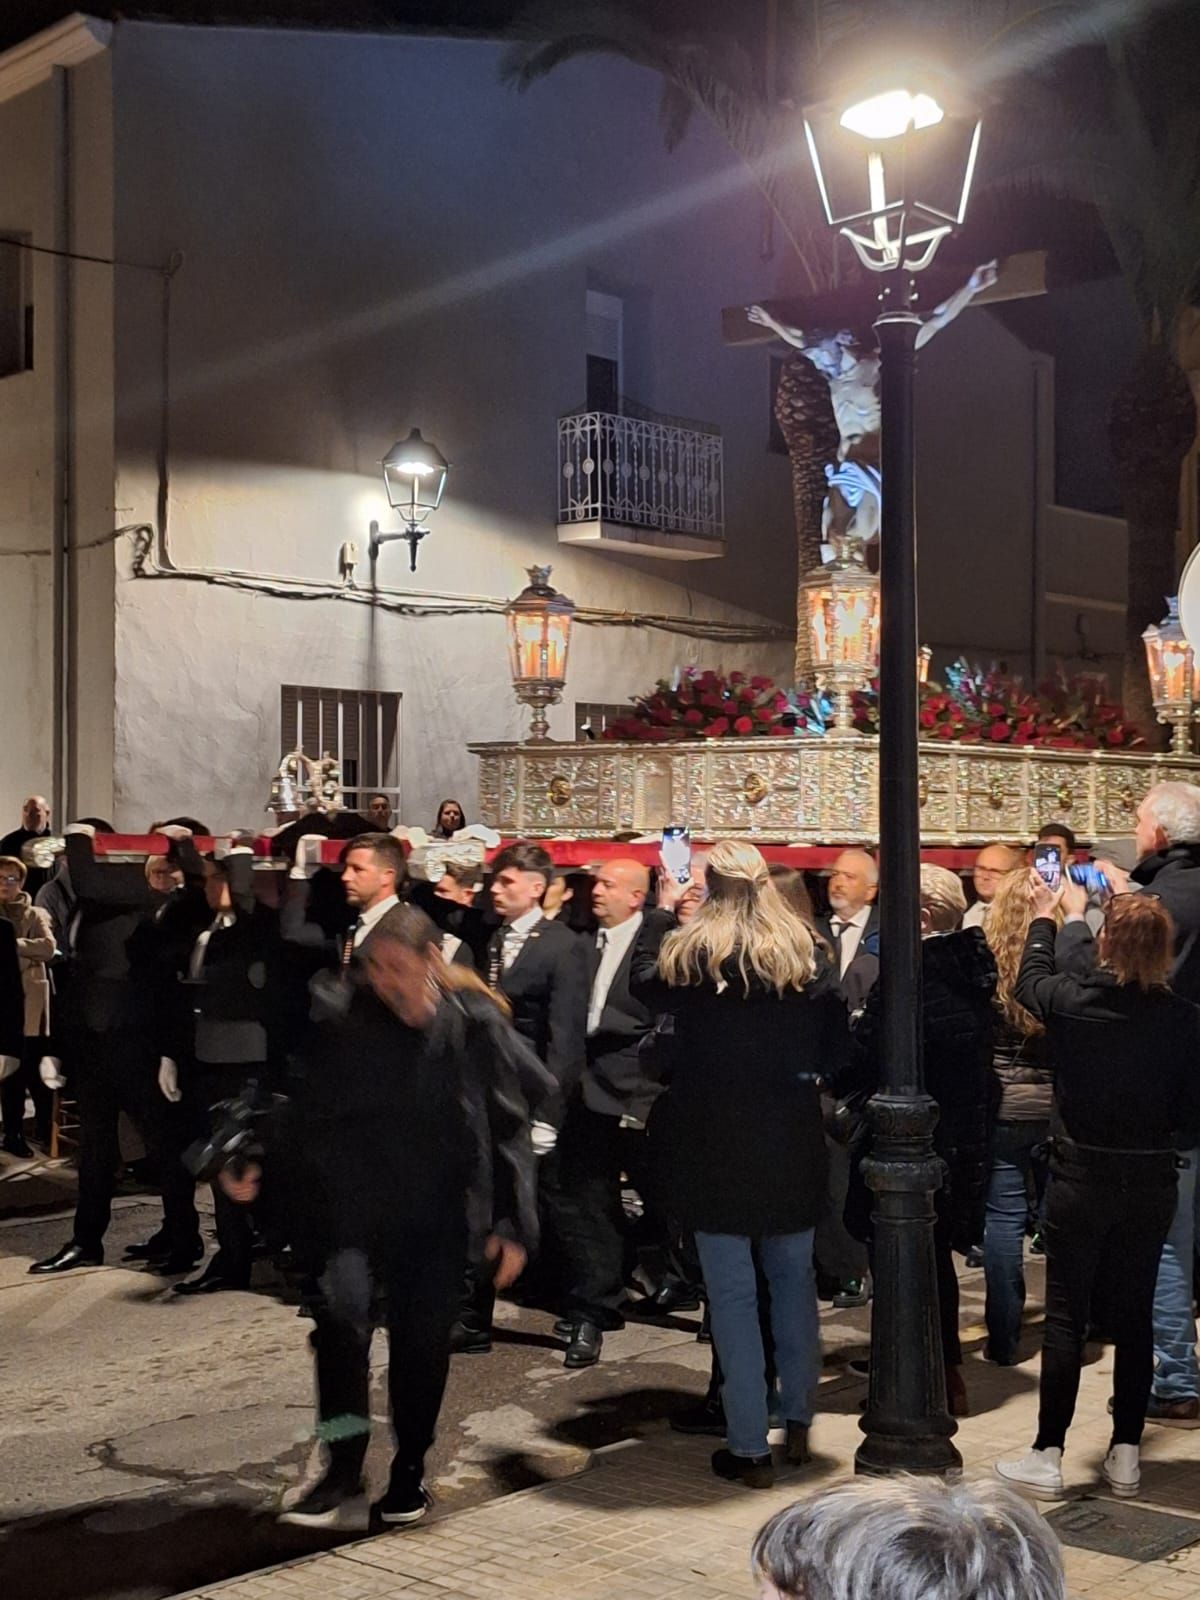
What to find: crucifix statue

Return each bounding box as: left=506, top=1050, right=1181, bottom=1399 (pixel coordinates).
left=747, top=262, right=998, bottom=568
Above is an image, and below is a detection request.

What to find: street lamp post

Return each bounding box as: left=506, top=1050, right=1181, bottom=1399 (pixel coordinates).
left=804, top=70, right=981, bottom=1476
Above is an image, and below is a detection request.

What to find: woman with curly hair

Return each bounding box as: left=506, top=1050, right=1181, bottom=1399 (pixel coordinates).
left=982, top=868, right=1059, bottom=1367
left=634, top=841, right=849, bottom=1489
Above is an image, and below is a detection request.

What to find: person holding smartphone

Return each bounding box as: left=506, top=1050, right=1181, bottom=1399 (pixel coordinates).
left=996, top=870, right=1200, bottom=1501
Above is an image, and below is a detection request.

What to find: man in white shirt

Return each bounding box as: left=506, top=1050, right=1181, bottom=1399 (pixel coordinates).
left=545, top=859, right=673, bottom=1369
left=962, top=843, right=1023, bottom=930
left=821, top=850, right=880, bottom=1003
left=342, top=836, right=405, bottom=957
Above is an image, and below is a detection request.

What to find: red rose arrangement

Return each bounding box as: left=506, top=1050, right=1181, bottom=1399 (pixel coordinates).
left=602, top=668, right=792, bottom=741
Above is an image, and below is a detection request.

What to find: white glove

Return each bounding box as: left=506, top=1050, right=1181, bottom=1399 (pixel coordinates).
left=154, top=824, right=192, bottom=841
left=39, top=1055, right=67, bottom=1089
left=63, top=823, right=96, bottom=839
left=0, top=1055, right=20, bottom=1083
left=530, top=1120, right=558, bottom=1158
left=289, top=835, right=326, bottom=880
left=158, top=1056, right=182, bottom=1104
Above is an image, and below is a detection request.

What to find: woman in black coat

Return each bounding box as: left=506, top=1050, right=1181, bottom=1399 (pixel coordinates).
left=996, top=873, right=1200, bottom=1503
left=632, top=841, right=849, bottom=1490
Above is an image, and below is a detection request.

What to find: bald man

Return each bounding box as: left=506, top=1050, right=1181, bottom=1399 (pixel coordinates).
left=962, top=843, right=1023, bottom=930
left=1, top=795, right=53, bottom=897
left=545, top=858, right=674, bottom=1368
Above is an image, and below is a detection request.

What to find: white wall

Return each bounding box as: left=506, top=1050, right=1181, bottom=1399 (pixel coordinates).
left=0, top=51, right=115, bottom=830
left=107, top=24, right=798, bottom=829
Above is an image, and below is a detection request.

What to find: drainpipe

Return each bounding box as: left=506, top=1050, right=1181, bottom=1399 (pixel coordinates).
left=50, top=65, right=72, bottom=819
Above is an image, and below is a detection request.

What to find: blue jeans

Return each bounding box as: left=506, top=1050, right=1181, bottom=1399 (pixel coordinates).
left=983, top=1120, right=1049, bottom=1364
left=1152, top=1148, right=1200, bottom=1401
left=694, top=1228, right=820, bottom=1459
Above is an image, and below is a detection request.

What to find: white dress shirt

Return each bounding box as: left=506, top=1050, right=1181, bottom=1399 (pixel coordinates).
left=587, top=911, right=643, bottom=1035
left=962, top=900, right=989, bottom=930
left=353, top=892, right=399, bottom=947
left=188, top=911, right=235, bottom=980
left=829, top=903, right=872, bottom=978
left=501, top=906, right=544, bottom=970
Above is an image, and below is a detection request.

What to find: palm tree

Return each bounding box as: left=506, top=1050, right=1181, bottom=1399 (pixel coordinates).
left=502, top=1, right=1199, bottom=726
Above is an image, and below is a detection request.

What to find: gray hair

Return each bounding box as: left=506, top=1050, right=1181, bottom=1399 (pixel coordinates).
left=751, top=1477, right=1066, bottom=1600
left=1143, top=782, right=1200, bottom=847
left=833, top=848, right=879, bottom=887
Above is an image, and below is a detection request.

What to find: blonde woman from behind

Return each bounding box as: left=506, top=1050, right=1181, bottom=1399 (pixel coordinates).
left=636, top=841, right=850, bottom=1489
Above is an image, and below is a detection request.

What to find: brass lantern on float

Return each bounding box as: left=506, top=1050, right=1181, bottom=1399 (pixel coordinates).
left=505, top=566, right=576, bottom=743
left=1143, top=597, right=1200, bottom=754
left=918, top=645, right=932, bottom=685
left=800, top=555, right=880, bottom=737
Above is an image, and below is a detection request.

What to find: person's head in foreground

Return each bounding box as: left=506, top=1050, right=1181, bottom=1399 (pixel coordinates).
left=752, top=1476, right=1066, bottom=1600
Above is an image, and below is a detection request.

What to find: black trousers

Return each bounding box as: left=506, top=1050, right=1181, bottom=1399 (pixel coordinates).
left=311, top=1227, right=464, bottom=1488
left=542, top=1102, right=633, bottom=1330
left=1035, top=1149, right=1177, bottom=1451
left=1, top=1038, right=53, bottom=1145
left=189, top=1064, right=264, bottom=1283
left=73, top=1029, right=199, bottom=1255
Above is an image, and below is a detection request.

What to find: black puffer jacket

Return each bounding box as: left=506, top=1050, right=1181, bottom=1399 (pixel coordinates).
left=848, top=927, right=998, bottom=1251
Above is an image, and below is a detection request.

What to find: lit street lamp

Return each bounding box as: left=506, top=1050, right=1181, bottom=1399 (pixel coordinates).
left=804, top=66, right=980, bottom=1478
left=505, top=565, right=576, bottom=743
left=368, top=428, right=449, bottom=572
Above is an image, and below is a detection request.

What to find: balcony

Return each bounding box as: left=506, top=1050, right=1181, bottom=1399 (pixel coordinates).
left=556, top=402, right=725, bottom=560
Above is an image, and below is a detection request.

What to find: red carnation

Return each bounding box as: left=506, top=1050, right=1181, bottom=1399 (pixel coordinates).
left=1106, top=727, right=1126, bottom=746
left=750, top=675, right=773, bottom=691
left=989, top=722, right=1010, bottom=741
left=935, top=724, right=954, bottom=740
left=754, top=706, right=774, bottom=723
left=919, top=709, right=936, bottom=728
left=683, top=707, right=703, bottom=726
left=768, top=724, right=792, bottom=736
left=703, top=717, right=729, bottom=738
left=733, top=715, right=754, bottom=734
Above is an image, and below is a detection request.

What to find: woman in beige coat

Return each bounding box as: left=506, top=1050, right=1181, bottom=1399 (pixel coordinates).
left=0, top=855, right=56, bottom=1154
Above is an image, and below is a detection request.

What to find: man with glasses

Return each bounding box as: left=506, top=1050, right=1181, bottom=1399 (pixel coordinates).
left=962, top=843, right=1024, bottom=930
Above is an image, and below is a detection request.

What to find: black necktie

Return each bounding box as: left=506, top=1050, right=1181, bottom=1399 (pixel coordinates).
left=831, top=920, right=847, bottom=970
left=341, top=920, right=361, bottom=969
left=487, top=929, right=506, bottom=989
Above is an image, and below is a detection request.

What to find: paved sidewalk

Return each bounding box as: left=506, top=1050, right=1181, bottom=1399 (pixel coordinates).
left=178, top=1338, right=1200, bottom=1600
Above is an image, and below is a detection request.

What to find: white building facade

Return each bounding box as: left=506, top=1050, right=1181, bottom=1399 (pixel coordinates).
left=0, top=14, right=1132, bottom=832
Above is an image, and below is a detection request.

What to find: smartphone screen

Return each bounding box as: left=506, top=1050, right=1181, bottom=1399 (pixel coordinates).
left=1034, top=842, right=1062, bottom=892
left=659, top=825, right=692, bottom=885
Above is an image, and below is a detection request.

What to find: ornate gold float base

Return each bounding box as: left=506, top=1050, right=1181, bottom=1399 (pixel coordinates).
left=470, top=736, right=1200, bottom=844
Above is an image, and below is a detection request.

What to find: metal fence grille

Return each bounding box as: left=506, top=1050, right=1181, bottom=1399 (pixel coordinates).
left=280, top=685, right=400, bottom=815
left=558, top=409, right=724, bottom=540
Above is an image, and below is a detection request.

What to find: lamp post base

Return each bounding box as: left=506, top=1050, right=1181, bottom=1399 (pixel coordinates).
left=854, top=1092, right=962, bottom=1479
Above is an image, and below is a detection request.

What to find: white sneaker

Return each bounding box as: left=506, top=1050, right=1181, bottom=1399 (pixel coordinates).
left=995, top=1447, right=1065, bottom=1499
left=1102, top=1444, right=1140, bottom=1498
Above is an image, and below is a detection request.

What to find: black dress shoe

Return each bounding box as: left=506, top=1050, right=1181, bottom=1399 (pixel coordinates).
left=123, top=1231, right=172, bottom=1262
left=553, top=1317, right=578, bottom=1339
left=173, top=1266, right=249, bottom=1295
left=449, top=1320, right=492, bottom=1354
left=3, top=1135, right=33, bottom=1158
left=146, top=1247, right=205, bottom=1277
left=649, top=1280, right=702, bottom=1314
left=669, top=1399, right=726, bottom=1437
left=564, top=1320, right=603, bottom=1368
left=29, top=1241, right=104, bottom=1275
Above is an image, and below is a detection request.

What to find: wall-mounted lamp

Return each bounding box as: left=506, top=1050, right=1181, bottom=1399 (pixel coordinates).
left=368, top=428, right=449, bottom=572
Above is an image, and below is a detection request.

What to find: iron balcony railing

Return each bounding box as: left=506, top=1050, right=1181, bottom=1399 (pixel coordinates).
left=558, top=405, right=724, bottom=542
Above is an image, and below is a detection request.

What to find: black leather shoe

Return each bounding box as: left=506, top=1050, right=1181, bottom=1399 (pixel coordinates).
left=649, top=1280, right=702, bottom=1314
left=123, top=1232, right=172, bottom=1262
left=29, top=1241, right=104, bottom=1275
left=449, top=1320, right=492, bottom=1355
left=564, top=1320, right=603, bottom=1368
left=3, top=1135, right=33, bottom=1158
left=173, top=1266, right=249, bottom=1295
left=669, top=1399, right=726, bottom=1437
left=146, top=1247, right=205, bottom=1277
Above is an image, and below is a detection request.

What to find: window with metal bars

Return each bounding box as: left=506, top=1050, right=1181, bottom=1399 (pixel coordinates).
left=280, top=686, right=401, bottom=815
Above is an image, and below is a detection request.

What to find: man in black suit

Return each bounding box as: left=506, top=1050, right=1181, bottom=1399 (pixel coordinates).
left=29, top=829, right=203, bottom=1275
left=544, top=859, right=672, bottom=1367
left=452, top=840, right=588, bottom=1352
left=814, top=848, right=878, bottom=1310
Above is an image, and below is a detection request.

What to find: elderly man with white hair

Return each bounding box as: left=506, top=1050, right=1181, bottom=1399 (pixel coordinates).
left=1097, top=780, right=1200, bottom=1421
left=752, top=1476, right=1067, bottom=1600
